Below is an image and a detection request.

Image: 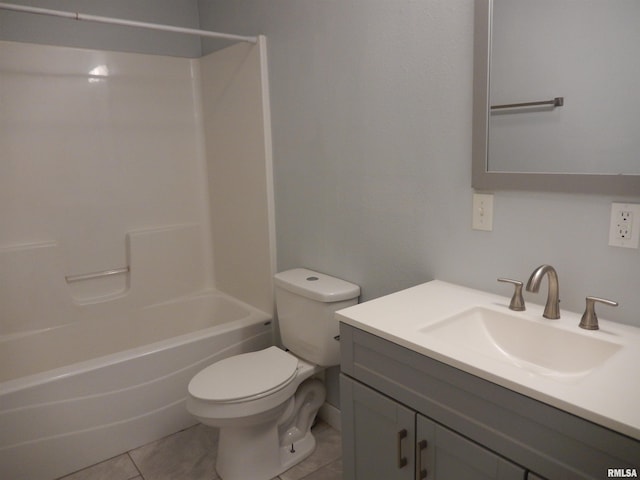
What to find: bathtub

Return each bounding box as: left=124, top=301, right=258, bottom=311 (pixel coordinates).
left=0, top=291, right=273, bottom=480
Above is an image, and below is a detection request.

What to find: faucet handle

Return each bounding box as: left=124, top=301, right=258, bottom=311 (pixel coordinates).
left=497, top=278, right=526, bottom=311
left=579, top=296, right=618, bottom=330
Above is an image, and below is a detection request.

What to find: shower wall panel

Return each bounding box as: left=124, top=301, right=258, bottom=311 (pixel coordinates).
left=200, top=39, right=275, bottom=316
left=0, top=40, right=213, bottom=328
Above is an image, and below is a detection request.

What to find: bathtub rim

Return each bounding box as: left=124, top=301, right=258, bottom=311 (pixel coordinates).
left=0, top=289, right=272, bottom=396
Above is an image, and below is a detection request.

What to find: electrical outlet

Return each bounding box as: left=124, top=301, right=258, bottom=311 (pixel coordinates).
left=609, top=203, right=640, bottom=248
left=617, top=211, right=632, bottom=239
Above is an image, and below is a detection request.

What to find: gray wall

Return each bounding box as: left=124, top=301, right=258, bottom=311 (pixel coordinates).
left=0, top=0, right=201, bottom=57
left=198, top=0, right=639, bottom=326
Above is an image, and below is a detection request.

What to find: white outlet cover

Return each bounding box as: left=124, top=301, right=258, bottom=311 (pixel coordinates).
left=608, top=203, right=640, bottom=249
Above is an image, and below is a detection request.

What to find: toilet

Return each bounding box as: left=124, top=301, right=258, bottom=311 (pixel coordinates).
left=186, top=268, right=360, bottom=480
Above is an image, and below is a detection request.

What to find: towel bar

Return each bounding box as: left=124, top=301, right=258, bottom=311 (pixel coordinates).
left=65, top=266, right=129, bottom=283
left=491, top=96, right=564, bottom=110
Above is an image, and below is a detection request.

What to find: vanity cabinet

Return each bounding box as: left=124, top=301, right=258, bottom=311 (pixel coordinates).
left=341, top=375, right=525, bottom=479
left=340, top=323, right=640, bottom=480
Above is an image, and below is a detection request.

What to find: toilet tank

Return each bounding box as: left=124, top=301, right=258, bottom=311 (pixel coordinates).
left=274, top=268, right=360, bottom=367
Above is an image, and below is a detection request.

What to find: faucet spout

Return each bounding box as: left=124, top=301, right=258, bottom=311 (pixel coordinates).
left=526, top=264, right=560, bottom=319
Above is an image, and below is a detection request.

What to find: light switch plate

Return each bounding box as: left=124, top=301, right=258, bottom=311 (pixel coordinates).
left=472, top=193, right=494, bottom=231
left=608, top=203, right=640, bottom=248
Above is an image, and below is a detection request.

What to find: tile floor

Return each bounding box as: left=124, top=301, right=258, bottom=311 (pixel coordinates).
left=57, top=421, right=342, bottom=480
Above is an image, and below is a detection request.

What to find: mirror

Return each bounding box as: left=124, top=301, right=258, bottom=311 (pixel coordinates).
left=472, top=0, right=640, bottom=194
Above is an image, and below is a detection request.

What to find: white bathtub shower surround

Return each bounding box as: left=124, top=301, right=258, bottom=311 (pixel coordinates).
left=0, top=35, right=276, bottom=480
left=0, top=291, right=273, bottom=480
left=0, top=37, right=275, bottom=316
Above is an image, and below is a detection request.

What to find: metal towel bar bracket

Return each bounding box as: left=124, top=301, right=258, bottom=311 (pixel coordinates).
left=491, top=96, right=564, bottom=110
left=65, top=266, right=130, bottom=283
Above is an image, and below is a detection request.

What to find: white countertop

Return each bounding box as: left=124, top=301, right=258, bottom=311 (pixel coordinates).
left=336, top=280, right=640, bottom=441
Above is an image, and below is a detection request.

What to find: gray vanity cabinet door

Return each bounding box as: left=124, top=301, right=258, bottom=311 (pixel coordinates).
left=417, top=414, right=525, bottom=480
left=341, top=375, right=415, bottom=480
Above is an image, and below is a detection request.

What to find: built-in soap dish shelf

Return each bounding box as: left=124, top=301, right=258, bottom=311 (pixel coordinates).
left=65, top=266, right=130, bottom=304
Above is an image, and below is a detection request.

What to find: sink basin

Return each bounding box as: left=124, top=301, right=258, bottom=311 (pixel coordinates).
left=419, top=307, right=622, bottom=380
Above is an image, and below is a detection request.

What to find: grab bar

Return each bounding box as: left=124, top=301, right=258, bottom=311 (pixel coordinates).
left=491, top=96, right=564, bottom=110
left=65, top=266, right=129, bottom=283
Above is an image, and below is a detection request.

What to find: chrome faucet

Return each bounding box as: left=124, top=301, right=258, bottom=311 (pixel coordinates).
left=526, top=264, right=560, bottom=319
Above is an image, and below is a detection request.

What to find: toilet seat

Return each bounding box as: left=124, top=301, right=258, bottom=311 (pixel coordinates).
left=188, top=347, right=298, bottom=403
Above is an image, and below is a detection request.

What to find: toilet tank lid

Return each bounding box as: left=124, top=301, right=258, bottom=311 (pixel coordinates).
left=274, top=268, right=360, bottom=302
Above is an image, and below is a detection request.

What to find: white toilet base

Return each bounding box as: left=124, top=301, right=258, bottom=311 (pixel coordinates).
left=212, top=378, right=325, bottom=480
left=279, top=429, right=317, bottom=472
left=215, top=417, right=317, bottom=480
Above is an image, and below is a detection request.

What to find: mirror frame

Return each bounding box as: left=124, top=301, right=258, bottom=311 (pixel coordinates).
left=472, top=0, right=640, bottom=195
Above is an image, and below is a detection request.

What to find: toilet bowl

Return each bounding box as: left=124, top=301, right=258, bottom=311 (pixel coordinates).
left=186, top=347, right=325, bottom=480
left=186, top=268, right=360, bottom=480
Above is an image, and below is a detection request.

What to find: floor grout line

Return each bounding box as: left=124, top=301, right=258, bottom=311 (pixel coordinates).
left=126, top=451, right=143, bottom=479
